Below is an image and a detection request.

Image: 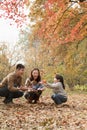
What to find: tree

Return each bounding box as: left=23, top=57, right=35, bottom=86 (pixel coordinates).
left=70, top=0, right=87, bottom=2
left=0, top=0, right=29, bottom=26
left=0, top=43, right=11, bottom=79
left=0, top=42, right=26, bottom=79
left=27, top=0, right=87, bottom=86
left=29, top=0, right=87, bottom=45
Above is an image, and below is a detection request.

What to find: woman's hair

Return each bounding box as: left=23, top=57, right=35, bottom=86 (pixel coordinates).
left=55, top=74, right=65, bottom=89
left=30, top=68, right=41, bottom=82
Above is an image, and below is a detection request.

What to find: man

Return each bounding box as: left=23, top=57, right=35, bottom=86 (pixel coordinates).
left=0, top=64, right=25, bottom=104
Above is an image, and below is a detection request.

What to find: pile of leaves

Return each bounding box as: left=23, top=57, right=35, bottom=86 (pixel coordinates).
left=0, top=92, right=87, bottom=130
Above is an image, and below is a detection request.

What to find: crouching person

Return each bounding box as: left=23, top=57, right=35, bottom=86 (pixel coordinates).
left=0, top=64, right=25, bottom=104
left=43, top=74, right=67, bottom=105
left=24, top=68, right=44, bottom=104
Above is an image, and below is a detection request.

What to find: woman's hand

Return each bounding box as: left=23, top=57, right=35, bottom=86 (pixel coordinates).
left=28, top=88, right=37, bottom=92
left=37, top=87, right=45, bottom=91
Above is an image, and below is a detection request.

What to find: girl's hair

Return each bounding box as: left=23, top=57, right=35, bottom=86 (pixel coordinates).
left=55, top=74, right=65, bottom=89
left=30, top=68, right=41, bottom=82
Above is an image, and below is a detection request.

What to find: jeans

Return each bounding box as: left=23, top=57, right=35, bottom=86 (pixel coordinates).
left=0, top=86, right=23, bottom=102
left=51, top=94, right=67, bottom=105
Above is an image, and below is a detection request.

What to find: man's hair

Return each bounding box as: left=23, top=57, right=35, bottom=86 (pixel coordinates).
left=16, top=64, right=25, bottom=70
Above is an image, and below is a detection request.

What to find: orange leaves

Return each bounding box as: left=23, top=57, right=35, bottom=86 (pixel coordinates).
left=38, top=0, right=87, bottom=45
left=63, top=19, right=70, bottom=27
left=23, top=0, right=30, bottom=6
left=68, top=14, right=87, bottom=42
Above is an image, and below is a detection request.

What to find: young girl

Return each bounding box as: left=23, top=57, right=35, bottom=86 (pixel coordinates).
left=44, top=74, right=67, bottom=105
left=24, top=68, right=44, bottom=103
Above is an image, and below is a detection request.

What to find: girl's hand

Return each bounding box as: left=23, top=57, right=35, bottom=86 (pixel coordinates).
left=43, top=80, right=47, bottom=83
left=40, top=80, right=47, bottom=84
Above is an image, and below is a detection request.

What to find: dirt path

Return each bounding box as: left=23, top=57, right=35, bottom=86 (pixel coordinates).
left=0, top=92, right=87, bottom=130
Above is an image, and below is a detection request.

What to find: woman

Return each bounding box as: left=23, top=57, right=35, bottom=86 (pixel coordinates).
left=43, top=74, right=67, bottom=105
left=24, top=68, right=44, bottom=103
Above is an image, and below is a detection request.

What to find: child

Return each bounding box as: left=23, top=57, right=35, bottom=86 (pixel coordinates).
left=43, top=74, right=67, bottom=105
left=24, top=68, right=44, bottom=103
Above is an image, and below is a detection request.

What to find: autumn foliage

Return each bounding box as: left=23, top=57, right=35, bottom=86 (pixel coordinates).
left=25, top=0, right=87, bottom=87
left=36, top=0, right=87, bottom=44
left=0, top=0, right=87, bottom=87
left=0, top=0, right=29, bottom=26
left=0, top=1, right=87, bottom=129
left=0, top=92, right=87, bottom=129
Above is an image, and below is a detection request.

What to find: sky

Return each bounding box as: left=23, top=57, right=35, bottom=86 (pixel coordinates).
left=0, top=0, right=31, bottom=48
left=0, top=18, right=25, bottom=65
left=0, top=18, right=19, bottom=48
left=0, top=2, right=32, bottom=65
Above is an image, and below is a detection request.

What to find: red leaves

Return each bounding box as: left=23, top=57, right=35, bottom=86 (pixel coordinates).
left=0, top=0, right=28, bottom=27
left=37, top=0, right=87, bottom=45
left=68, top=14, right=87, bottom=42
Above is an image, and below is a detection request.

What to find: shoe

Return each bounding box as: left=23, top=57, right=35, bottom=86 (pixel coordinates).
left=3, top=98, right=7, bottom=104
left=3, top=98, right=13, bottom=104
left=26, top=99, right=32, bottom=104
left=33, top=100, right=39, bottom=104
left=33, top=100, right=37, bottom=104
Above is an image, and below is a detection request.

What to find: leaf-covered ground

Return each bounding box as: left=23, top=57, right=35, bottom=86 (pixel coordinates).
left=0, top=92, right=87, bottom=130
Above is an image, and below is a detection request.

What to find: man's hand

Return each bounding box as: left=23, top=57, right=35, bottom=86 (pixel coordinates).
left=18, top=86, right=28, bottom=91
